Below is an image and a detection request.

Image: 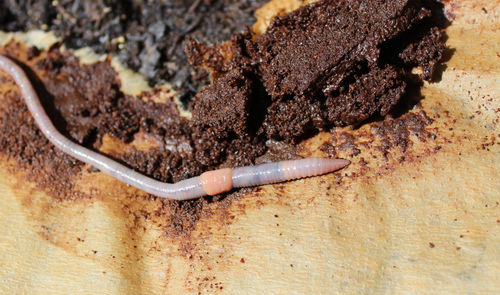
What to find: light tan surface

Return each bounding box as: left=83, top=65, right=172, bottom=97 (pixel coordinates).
left=252, top=0, right=317, bottom=34
left=0, top=0, right=499, bottom=294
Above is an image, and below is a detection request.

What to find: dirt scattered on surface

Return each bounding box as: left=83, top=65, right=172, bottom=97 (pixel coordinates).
left=0, top=0, right=449, bottom=240
left=371, top=111, right=434, bottom=160
left=0, top=42, right=259, bottom=238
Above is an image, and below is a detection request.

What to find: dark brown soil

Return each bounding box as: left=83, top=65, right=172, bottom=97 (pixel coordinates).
left=0, top=0, right=268, bottom=103
left=0, top=0, right=449, bottom=235
left=187, top=0, right=446, bottom=142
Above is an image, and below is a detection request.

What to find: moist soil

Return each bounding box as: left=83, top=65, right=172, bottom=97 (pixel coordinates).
left=0, top=0, right=448, bottom=234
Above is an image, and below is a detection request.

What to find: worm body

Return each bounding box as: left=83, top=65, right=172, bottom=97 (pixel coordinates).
left=0, top=55, right=349, bottom=200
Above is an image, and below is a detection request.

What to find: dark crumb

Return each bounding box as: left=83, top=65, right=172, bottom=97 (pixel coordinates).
left=370, top=111, right=434, bottom=159
left=332, top=133, right=361, bottom=157
left=320, top=142, right=337, bottom=157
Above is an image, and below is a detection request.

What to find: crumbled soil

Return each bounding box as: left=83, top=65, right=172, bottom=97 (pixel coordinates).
left=0, top=0, right=448, bottom=235
left=187, top=0, right=446, bottom=142
left=0, top=0, right=268, bottom=103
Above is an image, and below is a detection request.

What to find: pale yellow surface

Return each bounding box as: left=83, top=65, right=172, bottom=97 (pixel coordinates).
left=0, top=0, right=499, bottom=294
left=252, top=0, right=317, bottom=35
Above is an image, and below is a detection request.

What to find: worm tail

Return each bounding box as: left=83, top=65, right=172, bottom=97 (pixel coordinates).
left=232, top=158, right=349, bottom=188
left=280, top=158, right=350, bottom=181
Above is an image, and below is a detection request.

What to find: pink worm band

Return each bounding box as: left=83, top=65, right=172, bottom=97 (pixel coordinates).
left=0, top=55, right=350, bottom=200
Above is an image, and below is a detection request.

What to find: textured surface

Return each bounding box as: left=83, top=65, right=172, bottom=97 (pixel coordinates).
left=0, top=0, right=268, bottom=101
left=0, top=0, right=499, bottom=294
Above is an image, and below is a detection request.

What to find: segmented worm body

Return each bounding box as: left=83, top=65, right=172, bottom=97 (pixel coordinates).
left=0, top=55, right=349, bottom=200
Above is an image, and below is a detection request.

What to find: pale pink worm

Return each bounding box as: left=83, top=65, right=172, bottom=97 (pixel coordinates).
left=0, top=55, right=349, bottom=200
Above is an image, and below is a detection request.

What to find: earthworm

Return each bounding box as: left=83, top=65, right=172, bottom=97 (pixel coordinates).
left=0, top=55, right=349, bottom=200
